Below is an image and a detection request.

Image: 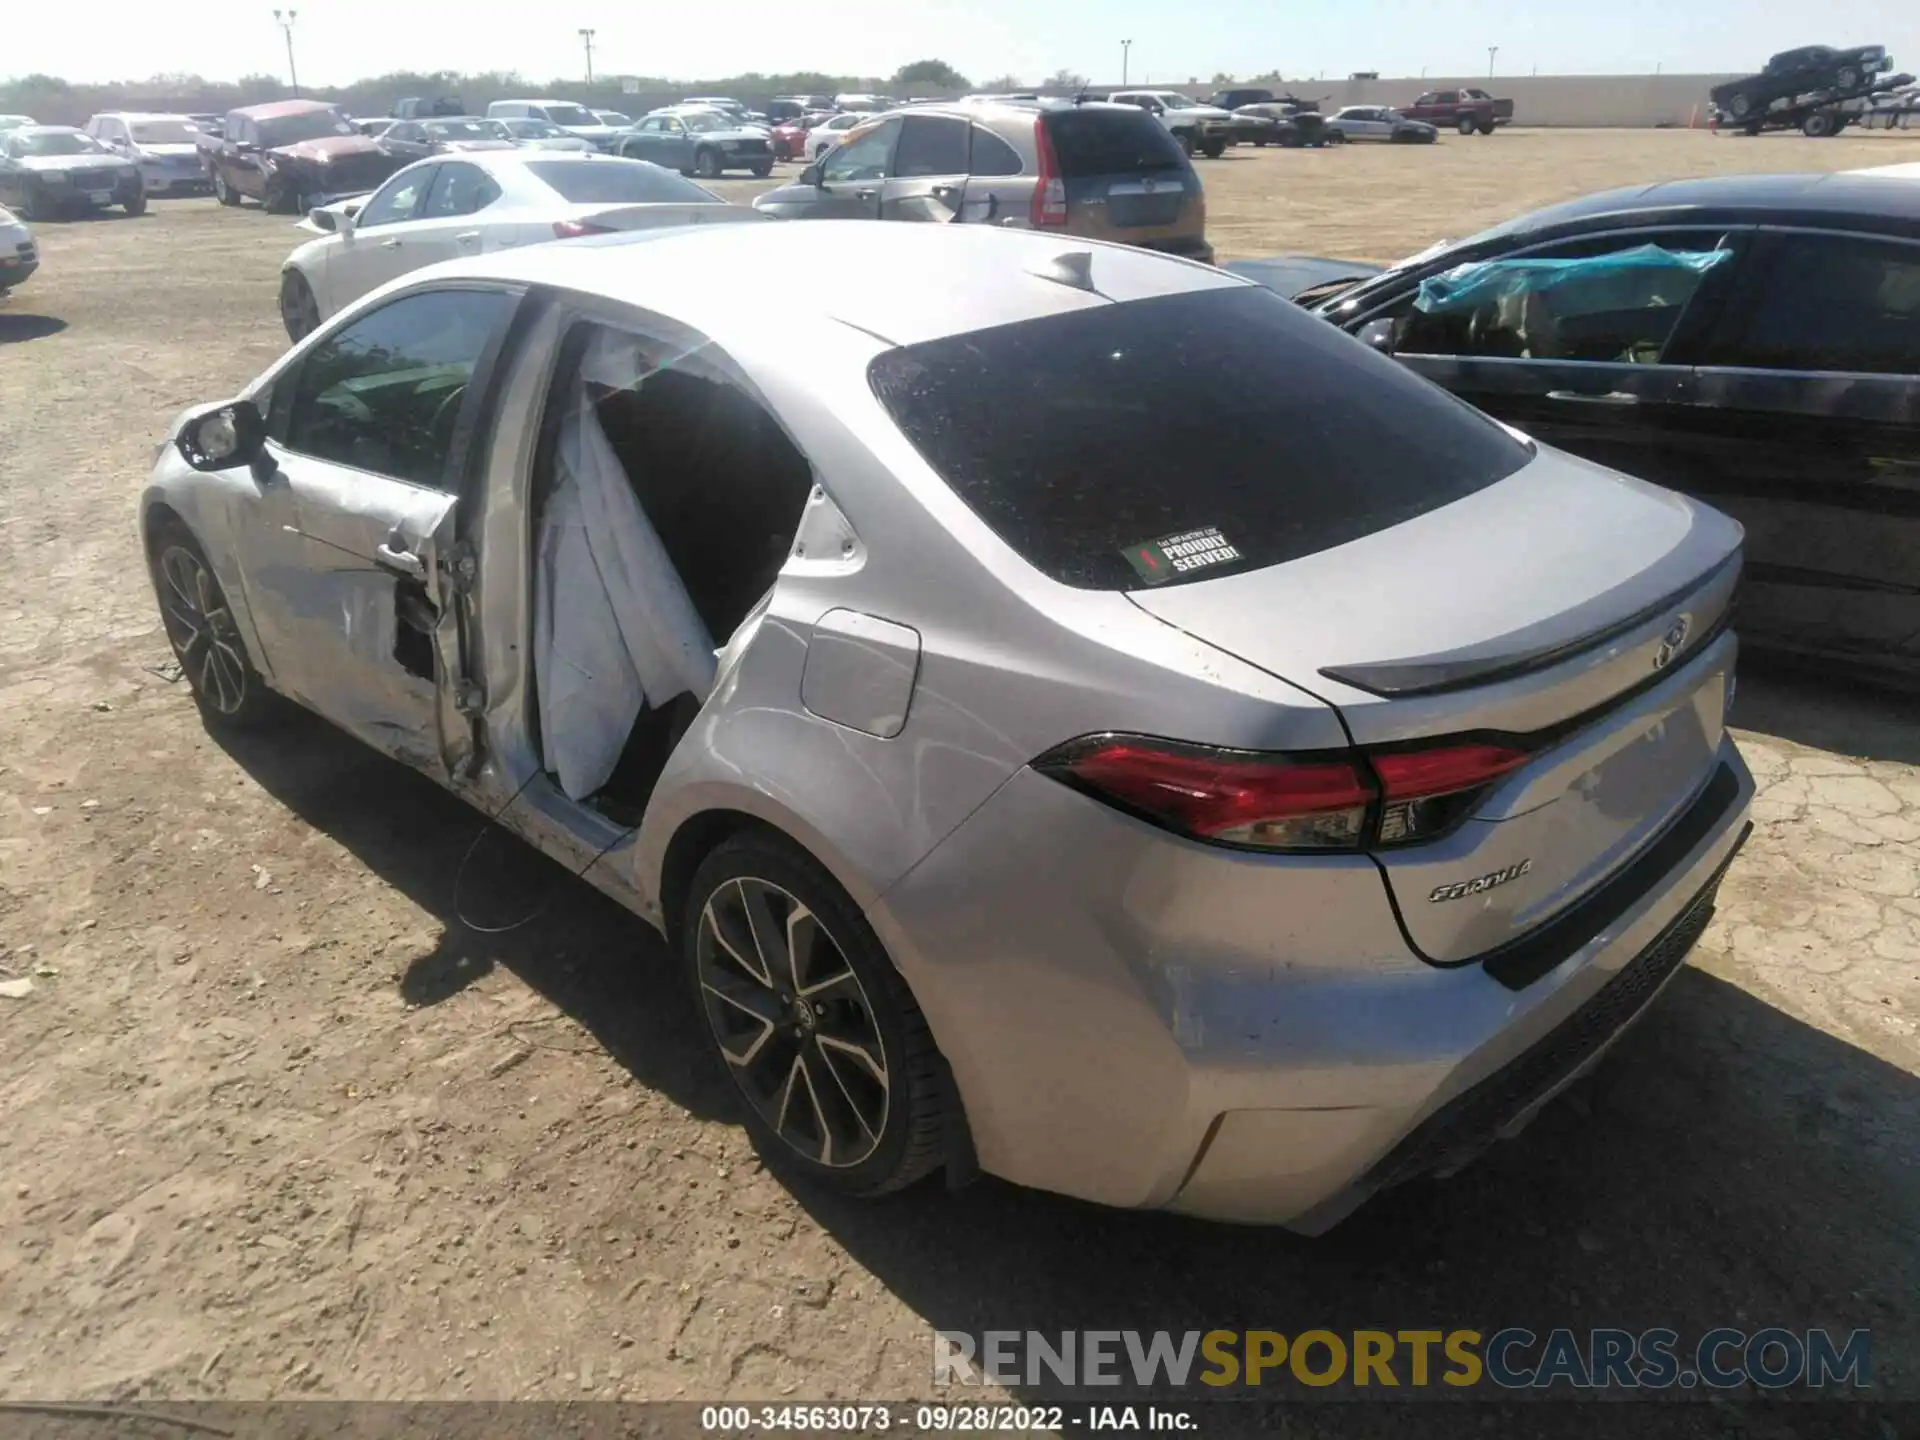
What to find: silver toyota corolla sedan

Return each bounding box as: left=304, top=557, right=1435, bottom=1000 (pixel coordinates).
left=140, top=221, right=1753, bottom=1232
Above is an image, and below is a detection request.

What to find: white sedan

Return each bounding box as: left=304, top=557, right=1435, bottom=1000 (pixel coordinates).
left=276, top=151, right=765, bottom=340
left=1323, top=106, right=1439, bottom=143
left=0, top=202, right=36, bottom=294
left=806, top=112, right=870, bottom=159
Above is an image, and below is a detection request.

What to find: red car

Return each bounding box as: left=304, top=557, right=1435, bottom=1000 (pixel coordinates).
left=770, top=111, right=833, bottom=160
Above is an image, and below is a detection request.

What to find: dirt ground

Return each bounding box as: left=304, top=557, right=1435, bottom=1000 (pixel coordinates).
left=1, top=129, right=1918, bottom=1418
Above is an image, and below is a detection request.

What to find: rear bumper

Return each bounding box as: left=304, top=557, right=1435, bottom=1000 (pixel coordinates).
left=143, top=169, right=212, bottom=194
left=870, top=734, right=1752, bottom=1230
left=1171, top=742, right=1754, bottom=1231
left=0, top=256, right=36, bottom=288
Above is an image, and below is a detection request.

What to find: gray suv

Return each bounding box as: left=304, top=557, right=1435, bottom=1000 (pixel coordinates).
left=752, top=101, right=1212, bottom=263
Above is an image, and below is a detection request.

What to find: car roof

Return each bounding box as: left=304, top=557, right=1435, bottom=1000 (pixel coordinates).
left=417, top=221, right=1240, bottom=350
left=236, top=99, right=336, bottom=119
left=1477, top=171, right=1920, bottom=239
left=93, top=111, right=193, bottom=121
left=17, top=124, right=85, bottom=135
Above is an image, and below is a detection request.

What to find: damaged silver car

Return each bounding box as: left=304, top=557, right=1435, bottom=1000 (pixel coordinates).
left=141, top=222, right=1752, bottom=1231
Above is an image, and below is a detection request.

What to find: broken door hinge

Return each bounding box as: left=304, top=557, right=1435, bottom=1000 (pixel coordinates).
left=455, top=680, right=486, bottom=716
left=444, top=542, right=479, bottom=594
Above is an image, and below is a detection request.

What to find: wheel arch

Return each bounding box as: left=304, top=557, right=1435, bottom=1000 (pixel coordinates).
left=140, top=487, right=279, bottom=688
left=656, top=800, right=981, bottom=1188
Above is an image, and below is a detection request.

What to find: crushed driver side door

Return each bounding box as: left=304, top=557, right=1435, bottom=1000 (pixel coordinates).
left=247, top=283, right=521, bottom=776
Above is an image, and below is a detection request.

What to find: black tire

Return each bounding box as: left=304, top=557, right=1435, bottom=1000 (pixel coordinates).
left=1327, top=129, right=1348, bottom=145
left=123, top=191, right=148, bottom=216
left=279, top=268, right=321, bottom=342
left=265, top=178, right=300, bottom=215
left=1178, top=129, right=1196, bottom=157
left=751, top=161, right=772, bottom=178
left=1803, top=110, right=1840, bottom=138
left=1477, top=120, right=1495, bottom=136
left=1457, top=114, right=1477, bottom=135
left=683, top=831, right=944, bottom=1197
left=213, top=170, right=240, bottom=206
left=1836, top=67, right=1859, bottom=91
left=17, top=187, right=44, bottom=222
left=1742, top=121, right=1764, bottom=137
left=693, top=147, right=722, bottom=179
left=1200, top=138, right=1226, bottom=159
left=1728, top=92, right=1753, bottom=119
left=148, top=520, right=276, bottom=729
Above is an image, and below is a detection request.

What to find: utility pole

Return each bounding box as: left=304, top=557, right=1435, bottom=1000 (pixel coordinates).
left=272, top=9, right=299, bottom=97
left=1121, top=39, right=1132, bottom=87
left=1487, top=45, right=1499, bottom=80
left=579, top=28, right=597, bottom=84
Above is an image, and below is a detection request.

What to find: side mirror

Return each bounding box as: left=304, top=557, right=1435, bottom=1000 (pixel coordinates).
left=177, top=400, right=270, bottom=477
left=1357, top=318, right=1396, bottom=354
left=307, top=206, right=337, bottom=231
left=801, top=162, right=824, bottom=186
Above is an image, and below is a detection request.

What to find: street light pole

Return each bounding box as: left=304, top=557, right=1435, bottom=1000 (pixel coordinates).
left=1121, top=39, right=1132, bottom=87
left=272, top=9, right=299, bottom=97
left=579, top=27, right=596, bottom=84
left=1487, top=45, right=1499, bottom=81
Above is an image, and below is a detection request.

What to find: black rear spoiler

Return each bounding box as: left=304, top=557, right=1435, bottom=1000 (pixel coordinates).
left=1319, top=545, right=1743, bottom=698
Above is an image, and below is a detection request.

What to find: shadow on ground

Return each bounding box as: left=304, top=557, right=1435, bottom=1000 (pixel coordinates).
left=213, top=704, right=733, bottom=1125
left=216, top=701, right=1918, bottom=1414
left=0, top=312, right=67, bottom=344
left=1731, top=662, right=1920, bottom=765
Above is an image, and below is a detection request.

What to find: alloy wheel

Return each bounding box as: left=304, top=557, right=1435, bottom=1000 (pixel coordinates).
left=157, top=544, right=250, bottom=716
left=695, top=877, right=890, bottom=1168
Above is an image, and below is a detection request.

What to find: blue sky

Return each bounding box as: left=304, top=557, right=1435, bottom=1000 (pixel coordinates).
left=7, top=0, right=1914, bottom=86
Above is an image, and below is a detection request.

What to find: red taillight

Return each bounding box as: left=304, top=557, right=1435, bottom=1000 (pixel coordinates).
left=1037, top=737, right=1374, bottom=851
left=1037, top=736, right=1534, bottom=851
left=1372, top=742, right=1530, bottom=845
left=552, top=219, right=615, bottom=239
left=1031, top=117, right=1068, bottom=227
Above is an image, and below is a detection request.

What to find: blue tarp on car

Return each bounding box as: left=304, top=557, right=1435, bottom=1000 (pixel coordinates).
left=1413, top=243, right=1736, bottom=316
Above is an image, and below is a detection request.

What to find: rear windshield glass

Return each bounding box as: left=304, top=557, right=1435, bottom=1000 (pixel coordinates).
left=1043, top=108, right=1186, bottom=177
left=868, top=286, right=1533, bottom=590
left=524, top=159, right=720, bottom=204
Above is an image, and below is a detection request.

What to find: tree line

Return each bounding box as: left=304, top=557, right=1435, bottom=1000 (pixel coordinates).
left=0, top=61, right=1019, bottom=127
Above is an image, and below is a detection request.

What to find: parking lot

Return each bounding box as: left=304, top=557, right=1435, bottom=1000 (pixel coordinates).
left=1, top=127, right=1919, bottom=1410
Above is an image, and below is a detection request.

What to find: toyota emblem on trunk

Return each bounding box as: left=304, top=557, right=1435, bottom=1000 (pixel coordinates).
left=1653, top=617, right=1690, bottom=670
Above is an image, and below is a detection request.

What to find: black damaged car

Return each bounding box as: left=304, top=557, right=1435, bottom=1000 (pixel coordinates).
left=0, top=126, right=145, bottom=219
left=1231, top=173, right=1920, bottom=684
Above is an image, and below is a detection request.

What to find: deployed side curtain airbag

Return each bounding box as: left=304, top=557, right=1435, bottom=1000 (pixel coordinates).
left=535, top=331, right=717, bottom=801
left=1413, top=244, right=1734, bottom=316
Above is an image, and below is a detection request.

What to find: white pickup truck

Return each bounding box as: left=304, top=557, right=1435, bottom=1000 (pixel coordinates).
left=1105, top=90, right=1234, bottom=157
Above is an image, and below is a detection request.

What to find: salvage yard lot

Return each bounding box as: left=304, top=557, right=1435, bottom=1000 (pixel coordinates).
left=1, top=129, right=1918, bottom=1408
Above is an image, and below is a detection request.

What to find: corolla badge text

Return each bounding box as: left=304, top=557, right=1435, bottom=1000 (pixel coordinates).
left=1429, top=859, right=1532, bottom=903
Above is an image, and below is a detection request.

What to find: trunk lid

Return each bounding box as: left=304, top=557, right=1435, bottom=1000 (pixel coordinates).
left=1041, top=107, right=1203, bottom=243
left=576, top=202, right=771, bottom=234
left=1129, top=447, right=1744, bottom=964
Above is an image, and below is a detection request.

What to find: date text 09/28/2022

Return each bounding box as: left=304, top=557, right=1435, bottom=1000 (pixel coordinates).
left=700, top=1405, right=1195, bottom=1431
